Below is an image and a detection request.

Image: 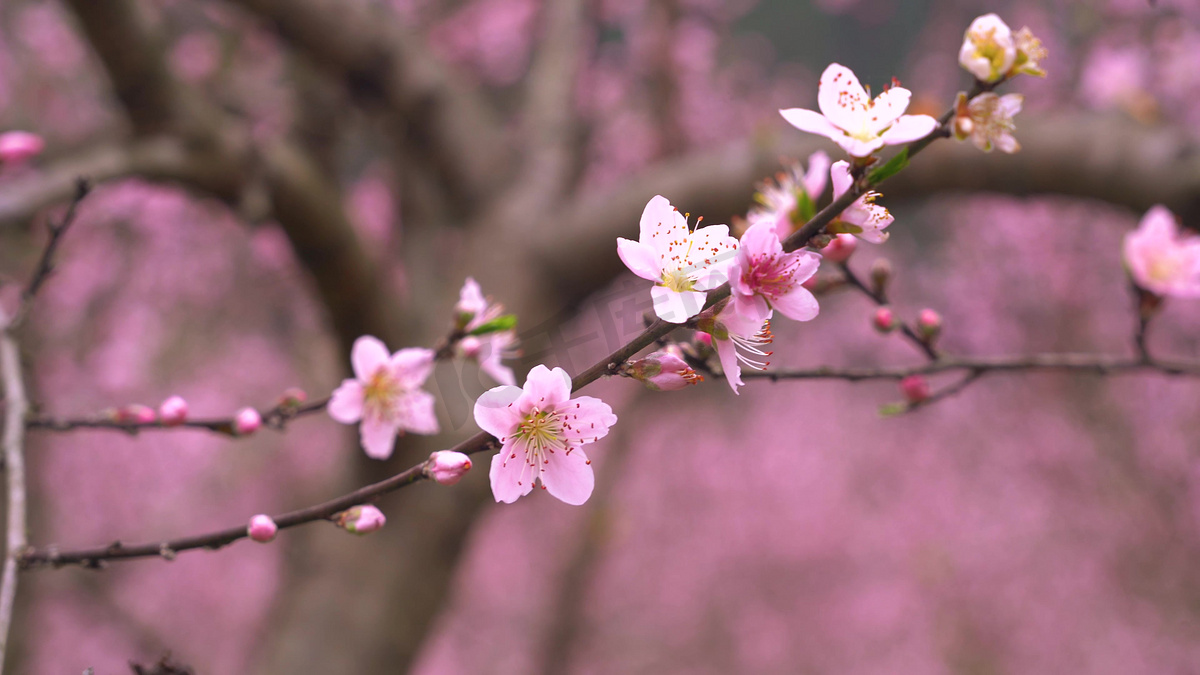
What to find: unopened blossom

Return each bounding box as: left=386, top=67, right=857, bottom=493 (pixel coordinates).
left=1123, top=205, right=1200, bottom=298
left=697, top=306, right=773, bottom=395
left=328, top=336, right=439, bottom=459
left=474, top=365, right=617, bottom=505
left=820, top=233, right=858, bottom=264
left=115, top=404, right=157, bottom=425
left=953, top=92, right=1023, bottom=153
left=830, top=161, right=894, bottom=243
left=729, top=219, right=821, bottom=325
left=900, top=375, right=931, bottom=404
left=623, top=347, right=703, bottom=391
left=158, top=396, right=188, bottom=426
left=0, top=131, right=44, bottom=164
left=873, top=307, right=896, bottom=333
left=247, top=514, right=277, bottom=543
left=455, top=278, right=517, bottom=385
left=917, top=309, right=942, bottom=340
left=426, top=450, right=472, bottom=485
left=1013, top=27, right=1048, bottom=78
left=234, top=407, right=262, bottom=435
left=959, top=14, right=1016, bottom=83
left=780, top=63, right=939, bottom=158
left=279, top=387, right=307, bottom=408
left=336, top=505, right=386, bottom=535
left=618, top=195, right=739, bottom=323
left=746, top=151, right=830, bottom=240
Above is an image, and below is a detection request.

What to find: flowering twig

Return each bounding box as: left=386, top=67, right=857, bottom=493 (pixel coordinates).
left=748, top=353, right=1200, bottom=381
left=8, top=179, right=90, bottom=331
left=18, top=81, right=977, bottom=568
left=0, top=310, right=29, bottom=671
left=25, top=398, right=329, bottom=436
left=837, top=262, right=939, bottom=360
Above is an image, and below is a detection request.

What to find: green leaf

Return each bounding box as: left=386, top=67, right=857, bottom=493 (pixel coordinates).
left=468, top=314, right=517, bottom=336
left=794, top=189, right=816, bottom=224
left=877, top=402, right=908, bottom=418
left=827, top=221, right=863, bottom=235
left=867, top=148, right=909, bottom=184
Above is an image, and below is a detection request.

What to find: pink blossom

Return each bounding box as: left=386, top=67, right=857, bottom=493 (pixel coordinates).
left=623, top=347, right=703, bottom=392
left=427, top=450, right=472, bottom=485
left=1013, top=27, right=1048, bottom=78
left=728, top=219, right=821, bottom=325
left=474, top=365, right=617, bottom=505
left=819, top=233, right=858, bottom=264
left=336, top=505, right=386, bottom=535
left=953, top=92, right=1024, bottom=154
left=0, top=131, right=44, bottom=164
left=328, top=336, right=440, bottom=459
left=959, top=14, right=1016, bottom=83
left=699, top=306, right=773, bottom=395
left=157, top=396, right=188, bottom=426
left=279, top=387, right=307, bottom=407
left=247, top=514, right=277, bottom=543
left=917, top=309, right=942, bottom=340
left=455, top=278, right=517, bottom=385
left=900, top=375, right=931, bottom=403
left=118, top=404, right=157, bottom=425
left=830, top=161, right=894, bottom=243
left=618, top=196, right=739, bottom=323
left=234, top=407, right=262, bottom=436
left=779, top=64, right=939, bottom=158
left=1123, top=205, right=1200, bottom=298
left=747, top=152, right=831, bottom=240
left=873, top=307, right=896, bottom=333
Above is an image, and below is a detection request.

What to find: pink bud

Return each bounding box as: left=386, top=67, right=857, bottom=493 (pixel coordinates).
left=900, top=375, right=931, bottom=404
left=869, top=258, right=892, bottom=296
left=820, top=233, right=858, bottom=264
left=279, top=387, right=307, bottom=408
left=336, top=505, right=386, bottom=535
left=117, top=404, right=157, bottom=425
left=0, top=131, right=44, bottom=164
left=458, top=335, right=483, bottom=359
left=158, top=396, right=188, bottom=426
left=247, top=514, right=278, bottom=543
left=624, top=349, right=703, bottom=391
left=873, top=307, right=896, bottom=334
left=916, top=309, right=942, bottom=341
left=695, top=332, right=713, bottom=348
left=427, top=450, right=472, bottom=485
left=234, top=407, right=262, bottom=435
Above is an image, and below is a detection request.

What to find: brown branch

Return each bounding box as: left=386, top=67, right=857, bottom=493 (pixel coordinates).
left=8, top=180, right=90, bottom=330
left=26, top=398, right=329, bottom=437
left=747, top=353, right=1200, bottom=381
left=0, top=310, right=29, bottom=669
left=837, top=262, right=939, bottom=360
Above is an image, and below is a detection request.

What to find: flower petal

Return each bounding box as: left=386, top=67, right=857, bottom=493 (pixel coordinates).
left=390, top=347, right=435, bottom=389
left=803, top=150, right=831, bottom=199
left=732, top=293, right=771, bottom=324
left=480, top=350, right=517, bottom=386
left=521, top=364, right=572, bottom=411
left=779, top=108, right=843, bottom=141
left=865, top=87, right=912, bottom=136
left=559, top=396, right=617, bottom=442
left=360, top=414, right=399, bottom=460
left=457, top=277, right=487, bottom=315
left=651, top=286, right=707, bottom=323
left=639, top=195, right=690, bottom=261
left=490, top=443, right=535, bottom=503
left=351, top=335, right=390, bottom=381
left=327, top=379, right=364, bottom=424
left=473, top=385, right=523, bottom=438
left=540, top=446, right=594, bottom=505
left=617, top=237, right=662, bottom=281
left=397, top=389, right=439, bottom=435
left=714, top=337, right=743, bottom=394
left=878, top=114, right=939, bottom=145
left=817, top=63, right=869, bottom=133
left=830, top=160, right=852, bottom=199
left=771, top=285, right=820, bottom=322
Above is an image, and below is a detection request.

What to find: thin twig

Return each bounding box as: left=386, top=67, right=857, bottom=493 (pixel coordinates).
left=26, top=398, right=329, bottom=436
left=9, top=180, right=90, bottom=330
left=0, top=309, right=28, bottom=671
left=748, top=353, right=1200, bottom=381
left=837, top=262, right=939, bottom=360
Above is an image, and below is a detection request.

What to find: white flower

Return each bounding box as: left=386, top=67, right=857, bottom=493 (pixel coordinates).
left=959, top=14, right=1017, bottom=83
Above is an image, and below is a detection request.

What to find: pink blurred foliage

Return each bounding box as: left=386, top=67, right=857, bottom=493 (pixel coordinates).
left=348, top=162, right=397, bottom=249
left=169, top=31, right=222, bottom=83
left=429, top=0, right=539, bottom=86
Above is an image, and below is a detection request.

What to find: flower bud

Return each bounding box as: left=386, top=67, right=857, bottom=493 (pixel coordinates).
left=158, top=396, right=188, bottom=426
left=116, top=404, right=157, bottom=425
left=234, top=407, right=262, bottom=435
left=458, top=335, right=483, bottom=359
left=820, top=233, right=858, bottom=264
left=900, top=375, right=931, bottom=404
left=869, top=258, right=892, bottom=297
left=873, top=307, right=896, bottom=334
left=427, top=450, right=472, bottom=485
left=917, top=309, right=942, bottom=341
left=279, top=387, right=307, bottom=408
left=622, top=348, right=703, bottom=391
left=247, top=514, right=278, bottom=543
left=336, top=505, right=386, bottom=535
left=808, top=233, right=833, bottom=250
left=0, top=131, right=44, bottom=164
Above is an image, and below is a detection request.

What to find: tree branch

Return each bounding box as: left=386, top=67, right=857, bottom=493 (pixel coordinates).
left=747, top=353, right=1200, bottom=381
left=0, top=310, right=29, bottom=672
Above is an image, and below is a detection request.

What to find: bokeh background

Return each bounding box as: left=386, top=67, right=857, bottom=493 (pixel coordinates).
left=1, top=0, right=1200, bottom=672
